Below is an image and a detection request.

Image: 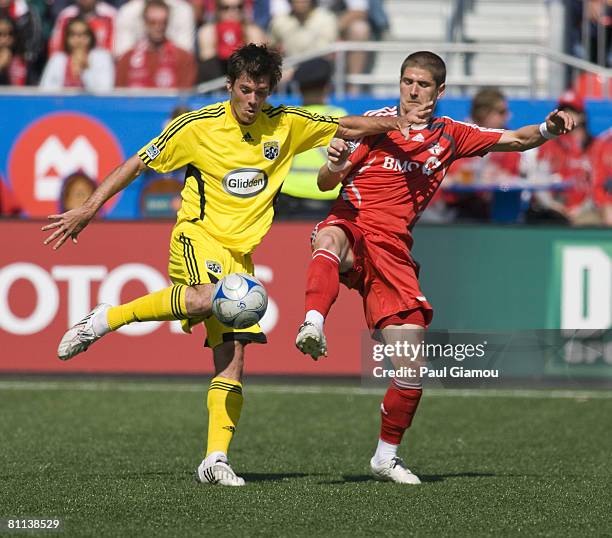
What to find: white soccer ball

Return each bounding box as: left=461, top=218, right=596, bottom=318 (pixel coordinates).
left=211, top=273, right=268, bottom=329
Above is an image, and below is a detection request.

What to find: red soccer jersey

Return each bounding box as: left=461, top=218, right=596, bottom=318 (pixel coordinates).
left=330, top=107, right=503, bottom=249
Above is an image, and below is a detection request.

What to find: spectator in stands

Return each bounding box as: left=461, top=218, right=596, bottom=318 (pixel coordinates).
left=277, top=57, right=347, bottom=218
left=114, top=0, right=194, bottom=57
left=586, top=127, right=612, bottom=226
left=49, top=0, right=116, bottom=54
left=320, top=0, right=388, bottom=94
left=442, top=88, right=520, bottom=221
left=59, top=171, right=98, bottom=212
left=534, top=90, right=599, bottom=225
left=269, top=0, right=337, bottom=58
left=0, top=173, right=21, bottom=217
left=116, top=0, right=195, bottom=88
left=569, top=0, right=611, bottom=66
left=0, top=0, right=44, bottom=83
left=0, top=15, right=26, bottom=85
left=40, top=17, right=114, bottom=91
left=197, top=0, right=267, bottom=82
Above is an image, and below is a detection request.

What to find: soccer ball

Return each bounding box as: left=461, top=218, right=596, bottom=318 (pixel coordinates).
left=211, top=273, right=268, bottom=329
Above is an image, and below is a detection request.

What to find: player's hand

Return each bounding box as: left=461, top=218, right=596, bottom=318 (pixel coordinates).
left=42, top=206, right=95, bottom=250
left=327, top=137, right=352, bottom=174
left=545, top=109, right=575, bottom=136
left=397, top=101, right=434, bottom=138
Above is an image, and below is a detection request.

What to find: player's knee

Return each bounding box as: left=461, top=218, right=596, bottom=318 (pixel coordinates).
left=313, top=228, right=347, bottom=257
left=186, top=283, right=214, bottom=316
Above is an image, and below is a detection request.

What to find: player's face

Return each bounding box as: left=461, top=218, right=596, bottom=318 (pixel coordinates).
left=399, top=67, right=445, bottom=119
left=227, top=74, right=271, bottom=125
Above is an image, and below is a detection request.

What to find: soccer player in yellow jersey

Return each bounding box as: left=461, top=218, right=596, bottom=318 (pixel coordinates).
left=42, top=44, right=431, bottom=486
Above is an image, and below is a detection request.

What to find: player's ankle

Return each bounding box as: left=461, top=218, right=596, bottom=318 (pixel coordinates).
left=373, top=438, right=399, bottom=464
left=305, top=310, right=325, bottom=329
left=204, top=450, right=227, bottom=465
left=93, top=306, right=111, bottom=336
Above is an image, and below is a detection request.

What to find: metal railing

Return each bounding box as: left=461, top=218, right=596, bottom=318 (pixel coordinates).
left=196, top=41, right=612, bottom=99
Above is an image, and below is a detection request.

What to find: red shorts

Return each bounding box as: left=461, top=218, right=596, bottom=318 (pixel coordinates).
left=313, top=217, right=434, bottom=330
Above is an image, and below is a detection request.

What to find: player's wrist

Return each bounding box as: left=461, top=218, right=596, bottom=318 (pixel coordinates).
left=539, top=122, right=558, bottom=140
left=327, top=160, right=348, bottom=173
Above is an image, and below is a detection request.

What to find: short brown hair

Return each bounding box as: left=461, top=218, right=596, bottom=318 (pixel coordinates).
left=400, top=51, right=446, bottom=87
left=471, top=88, right=506, bottom=122
left=227, top=44, right=283, bottom=92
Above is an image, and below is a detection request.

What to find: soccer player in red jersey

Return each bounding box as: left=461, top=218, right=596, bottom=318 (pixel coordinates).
left=295, top=51, right=575, bottom=484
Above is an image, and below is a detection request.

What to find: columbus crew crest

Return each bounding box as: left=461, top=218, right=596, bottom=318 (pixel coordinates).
left=263, top=140, right=280, bottom=161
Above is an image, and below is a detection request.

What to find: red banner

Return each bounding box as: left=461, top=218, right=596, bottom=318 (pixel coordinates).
left=0, top=221, right=364, bottom=375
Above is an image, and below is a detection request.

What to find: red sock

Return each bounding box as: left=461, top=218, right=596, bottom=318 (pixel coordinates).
left=304, top=249, right=340, bottom=318
left=379, top=383, right=422, bottom=444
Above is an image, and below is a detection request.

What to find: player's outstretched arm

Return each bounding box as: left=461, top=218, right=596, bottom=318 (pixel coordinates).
left=490, top=109, right=575, bottom=152
left=317, top=138, right=352, bottom=191
left=335, top=101, right=433, bottom=139
left=42, top=154, right=148, bottom=250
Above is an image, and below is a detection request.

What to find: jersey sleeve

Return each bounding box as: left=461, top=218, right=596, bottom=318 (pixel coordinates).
left=286, top=107, right=339, bottom=154
left=346, top=136, right=375, bottom=169
left=137, top=112, right=195, bottom=173
left=450, top=120, right=504, bottom=159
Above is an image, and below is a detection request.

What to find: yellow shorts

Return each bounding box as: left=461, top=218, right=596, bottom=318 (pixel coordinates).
left=168, top=221, right=267, bottom=349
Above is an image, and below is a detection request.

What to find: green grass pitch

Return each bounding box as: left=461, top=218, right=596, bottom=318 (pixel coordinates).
left=1, top=379, right=611, bottom=537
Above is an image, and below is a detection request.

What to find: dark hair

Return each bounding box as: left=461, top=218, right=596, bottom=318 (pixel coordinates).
left=227, top=44, right=283, bottom=92
left=59, top=171, right=97, bottom=212
left=471, top=88, right=506, bottom=122
left=400, top=51, right=446, bottom=87
left=63, top=17, right=96, bottom=53
left=0, top=16, right=21, bottom=55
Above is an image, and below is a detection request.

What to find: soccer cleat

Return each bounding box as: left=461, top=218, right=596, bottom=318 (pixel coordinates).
left=295, top=321, right=327, bottom=360
left=57, top=304, right=111, bottom=361
left=197, top=458, right=245, bottom=486
left=370, top=456, right=421, bottom=485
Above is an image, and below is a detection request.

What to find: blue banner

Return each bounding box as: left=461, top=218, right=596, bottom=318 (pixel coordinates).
left=2, top=94, right=611, bottom=219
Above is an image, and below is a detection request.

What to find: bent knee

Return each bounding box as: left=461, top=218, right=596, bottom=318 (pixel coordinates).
left=313, top=227, right=349, bottom=256
left=186, top=283, right=214, bottom=316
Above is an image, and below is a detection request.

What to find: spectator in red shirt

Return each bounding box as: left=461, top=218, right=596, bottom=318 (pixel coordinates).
left=535, top=90, right=598, bottom=224
left=0, top=0, right=44, bottom=83
left=40, top=17, right=115, bottom=91
left=589, top=127, right=612, bottom=226
left=0, top=15, right=26, bottom=85
left=197, top=0, right=267, bottom=82
left=49, top=0, right=116, bottom=54
left=116, top=0, right=195, bottom=88
left=441, top=88, right=519, bottom=221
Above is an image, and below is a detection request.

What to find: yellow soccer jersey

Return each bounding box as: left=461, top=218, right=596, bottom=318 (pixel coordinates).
left=138, top=101, right=339, bottom=254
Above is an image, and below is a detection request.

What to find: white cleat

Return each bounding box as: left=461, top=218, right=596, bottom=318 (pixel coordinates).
left=57, top=304, right=111, bottom=361
left=370, top=457, right=421, bottom=485
left=295, top=321, right=327, bottom=360
left=197, top=458, right=245, bottom=487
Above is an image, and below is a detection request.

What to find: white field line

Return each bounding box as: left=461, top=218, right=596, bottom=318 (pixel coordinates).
left=0, top=380, right=610, bottom=399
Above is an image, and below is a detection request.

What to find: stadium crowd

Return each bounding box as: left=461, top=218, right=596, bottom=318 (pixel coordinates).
left=0, top=0, right=386, bottom=88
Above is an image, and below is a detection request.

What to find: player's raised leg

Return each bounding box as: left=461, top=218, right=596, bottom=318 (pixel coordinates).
left=57, top=284, right=213, bottom=360
left=370, top=319, right=425, bottom=484
left=197, top=340, right=246, bottom=486
left=296, top=225, right=354, bottom=359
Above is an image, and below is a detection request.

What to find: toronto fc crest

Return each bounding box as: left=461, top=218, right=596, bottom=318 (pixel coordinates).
left=263, top=140, right=280, bottom=161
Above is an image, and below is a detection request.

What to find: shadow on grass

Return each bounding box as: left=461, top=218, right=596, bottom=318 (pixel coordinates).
left=320, top=471, right=496, bottom=484
left=240, top=472, right=321, bottom=482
